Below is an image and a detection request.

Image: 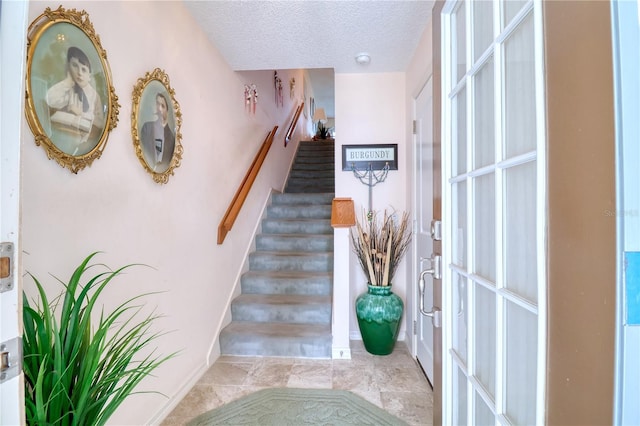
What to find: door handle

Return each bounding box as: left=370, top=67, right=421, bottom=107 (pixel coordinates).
left=430, top=220, right=442, bottom=241
left=420, top=254, right=441, bottom=280
left=418, top=254, right=442, bottom=328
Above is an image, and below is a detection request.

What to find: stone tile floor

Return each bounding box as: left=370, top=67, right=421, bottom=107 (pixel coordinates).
left=161, top=341, right=433, bottom=425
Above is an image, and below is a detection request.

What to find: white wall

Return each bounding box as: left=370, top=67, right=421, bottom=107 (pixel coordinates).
left=21, top=2, right=304, bottom=424
left=404, top=16, right=434, bottom=354
left=334, top=72, right=409, bottom=339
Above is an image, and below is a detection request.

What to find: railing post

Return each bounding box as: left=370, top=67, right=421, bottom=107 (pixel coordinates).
left=330, top=198, right=355, bottom=359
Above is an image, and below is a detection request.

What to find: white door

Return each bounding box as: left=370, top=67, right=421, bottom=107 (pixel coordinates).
left=414, top=77, right=435, bottom=385
left=441, top=0, right=546, bottom=424
left=0, top=1, right=27, bottom=424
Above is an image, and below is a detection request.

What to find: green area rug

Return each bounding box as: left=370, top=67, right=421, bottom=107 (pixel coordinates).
left=187, top=388, right=408, bottom=426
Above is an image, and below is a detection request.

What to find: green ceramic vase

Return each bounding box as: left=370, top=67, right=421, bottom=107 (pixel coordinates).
left=355, top=284, right=404, bottom=355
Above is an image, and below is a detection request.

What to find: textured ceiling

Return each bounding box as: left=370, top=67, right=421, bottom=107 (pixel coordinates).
left=184, top=1, right=434, bottom=74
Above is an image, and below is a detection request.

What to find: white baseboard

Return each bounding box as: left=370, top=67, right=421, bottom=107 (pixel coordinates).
left=148, top=362, right=209, bottom=425
left=332, top=346, right=352, bottom=359
left=349, top=331, right=407, bottom=342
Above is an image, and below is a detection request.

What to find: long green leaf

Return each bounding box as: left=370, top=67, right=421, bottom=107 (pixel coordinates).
left=23, top=254, right=176, bottom=426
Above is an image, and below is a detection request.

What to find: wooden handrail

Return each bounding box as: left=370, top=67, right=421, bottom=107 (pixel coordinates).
left=217, top=126, right=278, bottom=244
left=284, top=102, right=304, bottom=146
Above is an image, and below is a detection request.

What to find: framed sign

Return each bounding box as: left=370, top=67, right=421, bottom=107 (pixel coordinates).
left=342, top=144, right=398, bottom=171
left=24, top=6, right=119, bottom=174
left=131, top=68, right=183, bottom=184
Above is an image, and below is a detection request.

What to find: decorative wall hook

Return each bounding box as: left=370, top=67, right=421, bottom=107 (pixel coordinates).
left=289, top=77, right=296, bottom=99
left=351, top=162, right=390, bottom=220
left=245, top=84, right=258, bottom=115
left=274, top=71, right=283, bottom=107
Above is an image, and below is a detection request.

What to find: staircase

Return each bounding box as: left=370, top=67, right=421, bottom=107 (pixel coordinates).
left=284, top=140, right=335, bottom=193
left=219, top=140, right=335, bottom=358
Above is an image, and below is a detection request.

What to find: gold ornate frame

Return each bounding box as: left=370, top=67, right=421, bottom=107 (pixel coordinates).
left=131, top=69, right=183, bottom=184
left=25, top=6, right=119, bottom=174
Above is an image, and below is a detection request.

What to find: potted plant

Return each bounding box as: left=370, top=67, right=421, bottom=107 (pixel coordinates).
left=22, top=252, right=175, bottom=426
left=350, top=210, right=412, bottom=355
left=315, top=122, right=332, bottom=140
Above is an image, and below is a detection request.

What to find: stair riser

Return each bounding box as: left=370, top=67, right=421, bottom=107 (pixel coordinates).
left=297, top=146, right=334, bottom=152
left=289, top=169, right=334, bottom=177
left=261, top=220, right=332, bottom=234
left=285, top=186, right=335, bottom=194
left=231, top=304, right=331, bottom=324
left=298, top=142, right=334, bottom=149
left=219, top=334, right=332, bottom=358
left=266, top=205, right=331, bottom=219
left=291, top=163, right=335, bottom=171
left=294, top=157, right=335, bottom=165
left=256, top=235, right=333, bottom=251
left=241, top=278, right=331, bottom=295
left=286, top=178, right=334, bottom=187
left=295, top=155, right=334, bottom=162
left=272, top=193, right=334, bottom=205
left=295, top=155, right=334, bottom=161
left=249, top=254, right=333, bottom=272
left=287, top=176, right=335, bottom=186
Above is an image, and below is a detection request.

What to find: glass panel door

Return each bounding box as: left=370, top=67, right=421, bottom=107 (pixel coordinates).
left=441, top=0, right=546, bottom=424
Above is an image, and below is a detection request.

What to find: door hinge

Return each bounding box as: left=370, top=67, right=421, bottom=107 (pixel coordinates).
left=0, top=242, right=14, bottom=293
left=412, top=120, right=417, bottom=135
left=413, top=320, right=417, bottom=335
left=0, top=337, right=22, bottom=383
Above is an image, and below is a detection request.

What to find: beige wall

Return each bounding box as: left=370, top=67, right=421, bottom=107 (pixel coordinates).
left=22, top=1, right=304, bottom=424
left=544, top=1, right=616, bottom=424
left=334, top=72, right=409, bottom=339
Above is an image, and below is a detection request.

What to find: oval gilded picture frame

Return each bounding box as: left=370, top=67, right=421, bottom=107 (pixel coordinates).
left=24, top=6, right=119, bottom=174
left=131, top=69, right=183, bottom=184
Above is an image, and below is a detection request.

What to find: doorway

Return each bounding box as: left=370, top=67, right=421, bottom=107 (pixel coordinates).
left=414, top=76, right=436, bottom=385
left=0, top=0, right=28, bottom=423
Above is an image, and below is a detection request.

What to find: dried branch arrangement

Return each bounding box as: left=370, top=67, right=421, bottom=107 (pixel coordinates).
left=351, top=210, right=412, bottom=287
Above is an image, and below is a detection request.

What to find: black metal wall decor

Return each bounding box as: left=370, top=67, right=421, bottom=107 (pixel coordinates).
left=343, top=144, right=398, bottom=220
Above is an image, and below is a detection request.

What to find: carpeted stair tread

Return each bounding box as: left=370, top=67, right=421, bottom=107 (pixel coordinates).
left=291, top=163, right=335, bottom=171
left=248, top=251, right=333, bottom=272
left=221, top=321, right=332, bottom=338
left=248, top=250, right=332, bottom=258
left=288, top=170, right=334, bottom=178
left=286, top=178, right=335, bottom=186
left=234, top=294, right=331, bottom=305
left=298, top=140, right=334, bottom=147
left=293, top=157, right=335, bottom=164
left=231, top=294, right=331, bottom=324
left=266, top=204, right=331, bottom=219
left=256, top=234, right=333, bottom=251
left=285, top=185, right=335, bottom=193
left=261, top=218, right=332, bottom=234
left=219, top=322, right=332, bottom=358
left=241, top=270, right=332, bottom=281
left=295, top=154, right=334, bottom=161
left=272, top=193, right=334, bottom=204
left=240, top=270, right=332, bottom=295
left=296, top=147, right=334, bottom=154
